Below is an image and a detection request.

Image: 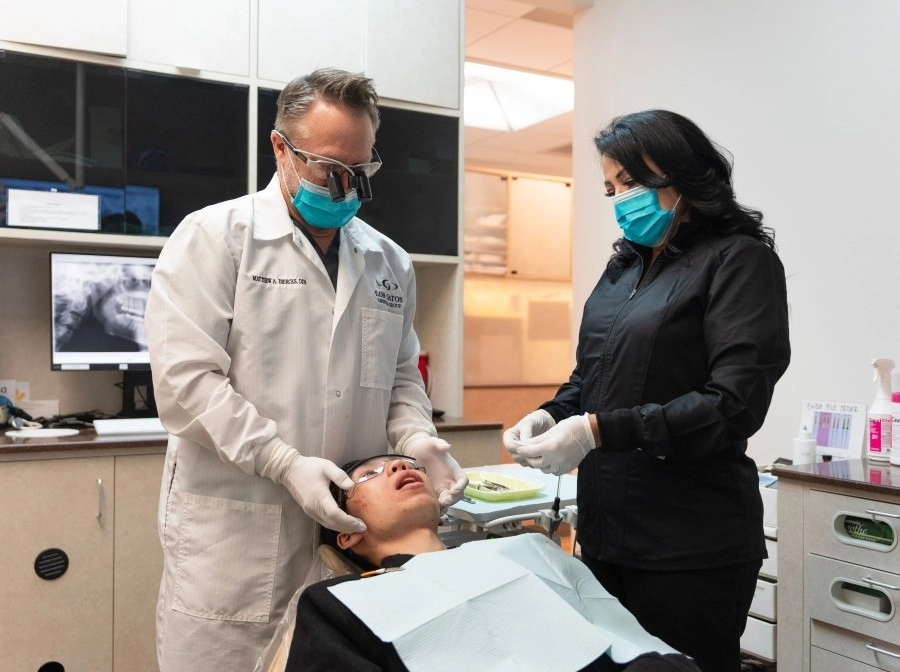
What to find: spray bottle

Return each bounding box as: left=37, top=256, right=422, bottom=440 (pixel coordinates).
left=892, top=371, right=900, bottom=466
left=867, top=358, right=895, bottom=462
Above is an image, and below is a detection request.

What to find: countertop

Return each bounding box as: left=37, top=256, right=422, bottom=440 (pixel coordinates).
left=772, top=459, right=900, bottom=497
left=0, top=415, right=502, bottom=457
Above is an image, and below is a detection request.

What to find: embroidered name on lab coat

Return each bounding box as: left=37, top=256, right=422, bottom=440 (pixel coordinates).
left=252, top=274, right=307, bottom=285
left=374, top=289, right=403, bottom=309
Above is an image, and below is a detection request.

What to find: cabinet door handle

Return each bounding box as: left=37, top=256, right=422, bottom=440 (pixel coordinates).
left=867, top=643, right=900, bottom=659
left=863, top=576, right=899, bottom=591
left=865, top=508, right=900, bottom=519
left=97, top=478, right=103, bottom=520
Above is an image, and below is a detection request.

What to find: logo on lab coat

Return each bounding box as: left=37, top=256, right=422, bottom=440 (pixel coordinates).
left=374, top=278, right=403, bottom=308
left=377, top=278, right=399, bottom=291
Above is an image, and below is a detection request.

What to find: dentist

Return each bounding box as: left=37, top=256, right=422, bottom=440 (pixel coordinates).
left=145, top=68, right=467, bottom=672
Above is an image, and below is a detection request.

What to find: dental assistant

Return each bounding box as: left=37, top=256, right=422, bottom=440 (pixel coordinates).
left=504, top=110, right=790, bottom=672
left=145, top=68, right=467, bottom=672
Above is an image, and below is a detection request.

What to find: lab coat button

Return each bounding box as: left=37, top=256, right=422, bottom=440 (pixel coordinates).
left=335, top=391, right=342, bottom=397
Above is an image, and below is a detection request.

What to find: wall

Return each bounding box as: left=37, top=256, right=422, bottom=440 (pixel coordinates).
left=572, top=0, right=900, bottom=466
left=464, top=275, right=573, bottom=386
left=463, top=385, right=560, bottom=462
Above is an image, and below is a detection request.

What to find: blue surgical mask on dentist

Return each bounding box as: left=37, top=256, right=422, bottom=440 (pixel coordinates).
left=284, top=158, right=361, bottom=229
left=612, top=186, right=682, bottom=247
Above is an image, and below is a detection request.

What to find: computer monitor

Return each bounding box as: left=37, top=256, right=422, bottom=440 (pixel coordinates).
left=49, top=251, right=157, bottom=416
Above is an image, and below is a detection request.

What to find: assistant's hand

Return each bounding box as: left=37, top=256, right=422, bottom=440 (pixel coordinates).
left=403, top=434, right=469, bottom=513
left=262, top=443, right=366, bottom=533
left=514, top=413, right=596, bottom=475
left=503, top=409, right=556, bottom=467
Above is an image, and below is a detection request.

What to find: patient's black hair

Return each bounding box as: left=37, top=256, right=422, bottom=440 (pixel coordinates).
left=319, top=456, right=383, bottom=572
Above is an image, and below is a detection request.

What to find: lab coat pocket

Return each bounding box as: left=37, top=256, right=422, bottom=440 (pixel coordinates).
left=360, top=307, right=404, bottom=391
left=172, top=493, right=281, bottom=623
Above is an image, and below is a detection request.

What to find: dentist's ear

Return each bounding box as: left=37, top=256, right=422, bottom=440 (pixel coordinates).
left=337, top=530, right=365, bottom=551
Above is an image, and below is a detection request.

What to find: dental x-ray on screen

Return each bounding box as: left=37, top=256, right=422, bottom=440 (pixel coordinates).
left=50, top=252, right=155, bottom=370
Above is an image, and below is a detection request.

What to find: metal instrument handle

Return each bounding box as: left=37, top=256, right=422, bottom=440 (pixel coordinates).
left=866, top=643, right=900, bottom=659
left=863, top=576, right=899, bottom=591
left=482, top=513, right=539, bottom=529
left=865, top=508, right=900, bottom=519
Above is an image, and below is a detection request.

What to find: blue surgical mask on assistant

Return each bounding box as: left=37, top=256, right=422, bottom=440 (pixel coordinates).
left=612, top=186, right=681, bottom=247
left=283, top=155, right=361, bottom=229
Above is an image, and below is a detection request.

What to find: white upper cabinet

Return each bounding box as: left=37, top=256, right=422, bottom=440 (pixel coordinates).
left=257, top=0, right=366, bottom=83
left=0, top=0, right=127, bottom=56
left=126, top=0, right=250, bottom=76
left=366, top=0, right=460, bottom=109
left=258, top=0, right=460, bottom=108
left=0, top=0, right=459, bottom=107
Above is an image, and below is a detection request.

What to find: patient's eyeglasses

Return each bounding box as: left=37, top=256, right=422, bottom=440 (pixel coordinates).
left=342, top=455, right=426, bottom=505
left=354, top=456, right=424, bottom=485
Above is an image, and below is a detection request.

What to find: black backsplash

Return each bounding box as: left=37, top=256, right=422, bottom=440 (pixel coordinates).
left=0, top=50, right=248, bottom=237
left=257, top=89, right=458, bottom=256
left=0, top=50, right=457, bottom=255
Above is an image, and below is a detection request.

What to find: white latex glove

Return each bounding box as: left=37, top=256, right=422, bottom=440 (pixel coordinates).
left=402, top=433, right=469, bottom=513
left=503, top=409, right=557, bottom=467
left=514, top=413, right=596, bottom=475
left=262, top=443, right=366, bottom=533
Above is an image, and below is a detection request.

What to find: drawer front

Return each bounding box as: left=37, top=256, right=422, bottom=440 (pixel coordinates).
left=749, top=577, right=777, bottom=622
left=806, top=553, right=900, bottom=644
left=812, top=645, right=892, bottom=672
left=760, top=537, right=778, bottom=580
left=812, top=619, right=900, bottom=671
left=807, top=490, right=899, bottom=572
left=741, top=615, right=776, bottom=661
left=761, top=484, right=778, bottom=530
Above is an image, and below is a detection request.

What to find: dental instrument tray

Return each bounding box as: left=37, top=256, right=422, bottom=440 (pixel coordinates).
left=464, top=471, right=545, bottom=502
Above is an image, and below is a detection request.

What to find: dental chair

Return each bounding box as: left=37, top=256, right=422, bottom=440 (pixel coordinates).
left=254, top=545, right=361, bottom=672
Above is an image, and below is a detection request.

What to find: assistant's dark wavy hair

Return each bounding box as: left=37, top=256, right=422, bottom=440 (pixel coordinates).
left=594, top=110, right=775, bottom=275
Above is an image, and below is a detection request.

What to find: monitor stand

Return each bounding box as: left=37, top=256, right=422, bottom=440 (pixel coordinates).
left=121, top=369, right=157, bottom=418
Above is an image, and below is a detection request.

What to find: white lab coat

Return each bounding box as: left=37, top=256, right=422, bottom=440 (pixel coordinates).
left=145, top=175, right=436, bottom=672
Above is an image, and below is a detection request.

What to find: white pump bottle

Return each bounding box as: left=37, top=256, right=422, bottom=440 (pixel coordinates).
left=867, top=358, right=895, bottom=463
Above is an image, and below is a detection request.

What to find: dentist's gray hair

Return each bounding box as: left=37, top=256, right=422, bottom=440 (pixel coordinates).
left=275, top=67, right=380, bottom=136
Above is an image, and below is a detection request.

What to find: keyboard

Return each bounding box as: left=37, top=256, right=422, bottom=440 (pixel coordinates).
left=93, top=417, right=166, bottom=436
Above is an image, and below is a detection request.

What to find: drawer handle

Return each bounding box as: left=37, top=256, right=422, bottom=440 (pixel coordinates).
left=834, top=512, right=896, bottom=550
left=97, top=478, right=103, bottom=520
left=865, top=508, right=900, bottom=519
left=867, top=643, right=900, bottom=659
left=863, top=576, right=899, bottom=591
left=830, top=578, right=894, bottom=621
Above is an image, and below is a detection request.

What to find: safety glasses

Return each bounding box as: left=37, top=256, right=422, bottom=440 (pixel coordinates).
left=275, top=130, right=382, bottom=202
left=341, top=455, right=426, bottom=506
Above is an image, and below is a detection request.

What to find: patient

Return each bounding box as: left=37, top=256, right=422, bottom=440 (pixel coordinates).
left=282, top=455, right=702, bottom=672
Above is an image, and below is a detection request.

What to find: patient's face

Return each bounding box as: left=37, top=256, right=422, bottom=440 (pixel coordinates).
left=345, top=457, right=441, bottom=532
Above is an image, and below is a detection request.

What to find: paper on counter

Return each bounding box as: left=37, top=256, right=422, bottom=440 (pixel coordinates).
left=0, top=379, right=15, bottom=400
left=0, top=379, right=31, bottom=404
left=17, top=399, right=59, bottom=420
